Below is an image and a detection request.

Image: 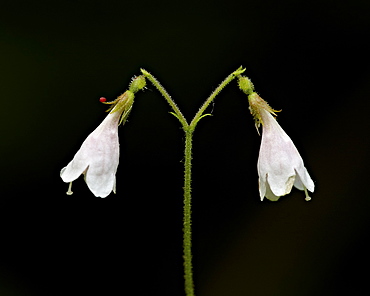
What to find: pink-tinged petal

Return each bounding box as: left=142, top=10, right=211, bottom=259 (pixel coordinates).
left=294, top=168, right=315, bottom=192
left=83, top=128, right=120, bottom=197
left=60, top=150, right=91, bottom=183
left=258, top=175, right=267, bottom=201
left=257, top=109, right=314, bottom=200
left=60, top=110, right=122, bottom=197
left=268, top=173, right=295, bottom=197
left=264, top=178, right=281, bottom=201
left=258, top=111, right=295, bottom=195
left=86, top=172, right=117, bottom=198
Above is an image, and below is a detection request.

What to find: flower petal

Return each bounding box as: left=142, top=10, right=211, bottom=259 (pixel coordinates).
left=258, top=174, right=267, bottom=201
left=85, top=169, right=117, bottom=198
left=60, top=150, right=90, bottom=183
left=257, top=108, right=314, bottom=200
left=264, top=178, right=281, bottom=201
left=82, top=116, right=120, bottom=197
left=294, top=168, right=315, bottom=192
left=60, top=109, right=122, bottom=197
left=267, top=173, right=295, bottom=197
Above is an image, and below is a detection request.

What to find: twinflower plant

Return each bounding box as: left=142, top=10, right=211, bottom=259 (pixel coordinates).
left=60, top=68, right=315, bottom=296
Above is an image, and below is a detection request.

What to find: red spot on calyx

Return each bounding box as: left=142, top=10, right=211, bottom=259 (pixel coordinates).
left=99, top=97, right=107, bottom=103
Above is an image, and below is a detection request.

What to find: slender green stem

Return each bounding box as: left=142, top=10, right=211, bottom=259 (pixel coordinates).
left=190, top=66, right=245, bottom=128
left=140, top=69, right=189, bottom=128
left=183, top=128, right=194, bottom=296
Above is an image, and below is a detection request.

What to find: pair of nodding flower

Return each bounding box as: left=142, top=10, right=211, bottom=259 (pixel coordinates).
left=61, top=75, right=314, bottom=201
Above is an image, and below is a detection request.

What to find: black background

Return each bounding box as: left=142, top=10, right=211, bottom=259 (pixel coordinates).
left=1, top=0, right=370, bottom=295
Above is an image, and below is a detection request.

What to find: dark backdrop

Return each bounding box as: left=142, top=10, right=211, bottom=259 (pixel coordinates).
left=1, top=0, right=370, bottom=295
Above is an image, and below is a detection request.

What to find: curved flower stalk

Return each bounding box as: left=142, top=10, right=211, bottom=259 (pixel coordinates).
left=60, top=76, right=146, bottom=197
left=248, top=92, right=315, bottom=201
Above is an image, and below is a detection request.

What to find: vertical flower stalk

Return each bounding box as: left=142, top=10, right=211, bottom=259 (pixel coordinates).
left=238, top=76, right=315, bottom=201
left=183, top=129, right=194, bottom=296
left=60, top=76, right=146, bottom=197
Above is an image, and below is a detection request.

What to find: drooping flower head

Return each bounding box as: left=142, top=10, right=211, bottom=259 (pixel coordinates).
left=238, top=75, right=314, bottom=201
left=60, top=76, right=146, bottom=197
left=248, top=92, right=314, bottom=201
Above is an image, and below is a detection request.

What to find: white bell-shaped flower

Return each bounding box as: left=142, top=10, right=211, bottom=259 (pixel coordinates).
left=60, top=91, right=134, bottom=197
left=249, top=93, right=315, bottom=201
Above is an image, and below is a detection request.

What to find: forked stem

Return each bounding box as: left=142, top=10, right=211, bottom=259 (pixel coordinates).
left=141, top=67, right=245, bottom=296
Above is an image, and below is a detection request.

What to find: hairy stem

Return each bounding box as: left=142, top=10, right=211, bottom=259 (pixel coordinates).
left=140, top=69, right=188, bottom=127
left=183, top=128, right=194, bottom=296
left=190, top=66, right=245, bottom=128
